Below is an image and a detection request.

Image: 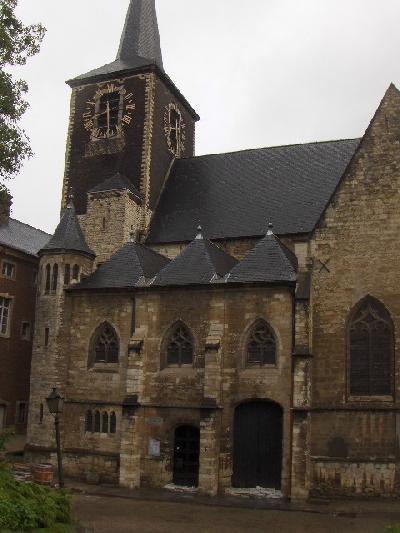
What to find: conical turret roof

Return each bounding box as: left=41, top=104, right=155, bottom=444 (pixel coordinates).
left=41, top=204, right=94, bottom=257
left=227, top=224, right=297, bottom=284
left=152, top=226, right=238, bottom=286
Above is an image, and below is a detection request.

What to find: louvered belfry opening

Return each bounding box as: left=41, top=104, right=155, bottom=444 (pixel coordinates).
left=166, top=323, right=193, bottom=367
left=349, top=296, right=394, bottom=396
left=247, top=320, right=276, bottom=366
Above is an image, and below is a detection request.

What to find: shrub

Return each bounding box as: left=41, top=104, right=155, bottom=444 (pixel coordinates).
left=0, top=468, right=71, bottom=530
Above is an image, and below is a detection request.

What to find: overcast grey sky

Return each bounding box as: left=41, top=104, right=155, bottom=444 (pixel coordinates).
left=8, top=0, right=400, bottom=233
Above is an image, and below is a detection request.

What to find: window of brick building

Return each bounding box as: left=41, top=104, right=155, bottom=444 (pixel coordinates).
left=165, top=322, right=194, bottom=367
left=1, top=261, right=16, bottom=279
left=246, top=320, right=276, bottom=367
left=91, top=323, right=119, bottom=365
left=21, top=321, right=31, bottom=341
left=348, top=296, right=394, bottom=396
left=0, top=297, right=12, bottom=336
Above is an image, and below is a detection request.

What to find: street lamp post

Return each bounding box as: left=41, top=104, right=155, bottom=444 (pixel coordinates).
left=46, top=388, right=65, bottom=489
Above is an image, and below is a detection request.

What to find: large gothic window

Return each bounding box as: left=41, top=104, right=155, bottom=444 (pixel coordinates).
left=246, top=320, right=277, bottom=366
left=90, top=323, right=119, bottom=365
left=348, top=297, right=393, bottom=396
left=165, top=322, right=194, bottom=367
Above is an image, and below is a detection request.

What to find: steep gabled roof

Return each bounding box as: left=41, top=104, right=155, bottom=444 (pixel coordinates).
left=69, top=0, right=163, bottom=84
left=41, top=204, right=94, bottom=257
left=0, top=219, right=51, bottom=257
left=152, top=227, right=238, bottom=287
left=147, top=139, right=360, bottom=243
left=74, top=241, right=169, bottom=290
left=90, top=173, right=143, bottom=204
left=227, top=227, right=297, bottom=284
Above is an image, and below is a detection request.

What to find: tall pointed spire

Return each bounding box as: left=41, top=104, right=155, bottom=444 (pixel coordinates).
left=117, top=0, right=163, bottom=70
left=69, top=0, right=163, bottom=84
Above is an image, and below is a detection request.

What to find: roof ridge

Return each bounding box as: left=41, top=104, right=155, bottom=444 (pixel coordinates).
left=178, top=138, right=361, bottom=162
left=9, top=218, right=51, bottom=236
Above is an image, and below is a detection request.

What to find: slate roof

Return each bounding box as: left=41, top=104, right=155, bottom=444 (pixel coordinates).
left=227, top=229, right=298, bottom=284
left=74, top=241, right=170, bottom=290
left=147, top=139, right=360, bottom=243
left=90, top=173, right=143, bottom=204
left=0, top=219, right=51, bottom=257
left=42, top=204, right=94, bottom=257
left=70, top=0, right=163, bottom=83
left=152, top=228, right=238, bottom=287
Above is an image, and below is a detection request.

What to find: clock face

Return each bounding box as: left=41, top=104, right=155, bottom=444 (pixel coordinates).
left=164, top=103, right=186, bottom=157
left=82, top=83, right=136, bottom=139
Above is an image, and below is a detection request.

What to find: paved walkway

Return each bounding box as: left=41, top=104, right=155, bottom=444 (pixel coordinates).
left=72, top=493, right=398, bottom=533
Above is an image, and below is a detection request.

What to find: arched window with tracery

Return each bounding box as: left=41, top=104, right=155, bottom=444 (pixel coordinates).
left=349, top=297, right=393, bottom=396
left=165, top=322, right=194, bottom=367
left=90, top=323, right=119, bottom=365
left=246, top=320, right=277, bottom=366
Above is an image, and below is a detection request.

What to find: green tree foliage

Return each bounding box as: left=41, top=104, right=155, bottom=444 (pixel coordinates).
left=0, top=0, right=45, bottom=190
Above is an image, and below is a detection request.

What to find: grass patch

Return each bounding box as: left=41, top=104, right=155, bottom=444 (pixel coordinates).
left=386, top=528, right=400, bottom=533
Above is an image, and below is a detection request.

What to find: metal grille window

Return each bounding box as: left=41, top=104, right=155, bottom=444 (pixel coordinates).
left=93, top=323, right=119, bottom=364
left=166, top=324, right=193, bottom=367
left=246, top=321, right=276, bottom=366
left=349, top=297, right=393, bottom=396
left=0, top=297, right=11, bottom=336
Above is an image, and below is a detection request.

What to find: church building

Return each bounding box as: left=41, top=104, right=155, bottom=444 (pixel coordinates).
left=27, top=0, right=400, bottom=500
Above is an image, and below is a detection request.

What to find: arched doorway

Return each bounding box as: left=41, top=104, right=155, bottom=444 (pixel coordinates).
left=233, top=401, right=283, bottom=488
left=173, top=425, right=200, bottom=487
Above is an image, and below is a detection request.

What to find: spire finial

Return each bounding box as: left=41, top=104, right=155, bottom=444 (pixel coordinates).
left=196, top=223, right=203, bottom=240
left=116, top=0, right=163, bottom=70
left=267, top=221, right=274, bottom=235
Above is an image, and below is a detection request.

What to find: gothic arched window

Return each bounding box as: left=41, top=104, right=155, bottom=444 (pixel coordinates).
left=246, top=320, right=277, bottom=366
left=64, top=264, right=71, bottom=285
left=349, top=297, right=393, bottom=396
left=91, top=323, right=119, bottom=365
left=165, top=322, right=194, bottom=367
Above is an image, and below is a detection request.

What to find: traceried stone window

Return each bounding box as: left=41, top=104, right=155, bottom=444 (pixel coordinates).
left=0, top=297, right=12, bottom=336
left=348, top=296, right=393, bottom=396
left=165, top=322, right=194, bottom=367
left=246, top=320, right=277, bottom=367
left=90, top=323, right=119, bottom=365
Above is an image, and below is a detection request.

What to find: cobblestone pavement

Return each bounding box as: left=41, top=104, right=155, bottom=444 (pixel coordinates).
left=72, top=494, right=395, bottom=533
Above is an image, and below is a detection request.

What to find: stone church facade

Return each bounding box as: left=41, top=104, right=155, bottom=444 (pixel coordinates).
left=26, top=0, right=400, bottom=500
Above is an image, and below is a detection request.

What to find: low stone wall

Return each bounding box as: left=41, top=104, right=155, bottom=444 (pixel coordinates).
left=311, top=459, right=399, bottom=498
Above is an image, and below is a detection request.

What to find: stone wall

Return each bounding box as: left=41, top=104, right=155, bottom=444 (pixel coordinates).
left=309, top=84, right=400, bottom=497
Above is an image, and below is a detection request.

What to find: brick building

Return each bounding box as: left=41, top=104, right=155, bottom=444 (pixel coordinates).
left=26, top=0, right=400, bottom=499
left=0, top=197, right=50, bottom=433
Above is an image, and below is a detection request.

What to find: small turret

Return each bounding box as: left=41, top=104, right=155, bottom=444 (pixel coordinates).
left=27, top=201, right=95, bottom=453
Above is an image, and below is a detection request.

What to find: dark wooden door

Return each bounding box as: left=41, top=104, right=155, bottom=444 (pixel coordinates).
left=232, top=401, right=283, bottom=488
left=173, top=425, right=200, bottom=487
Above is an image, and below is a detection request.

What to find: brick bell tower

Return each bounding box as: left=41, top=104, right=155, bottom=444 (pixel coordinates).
left=61, top=0, right=199, bottom=258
